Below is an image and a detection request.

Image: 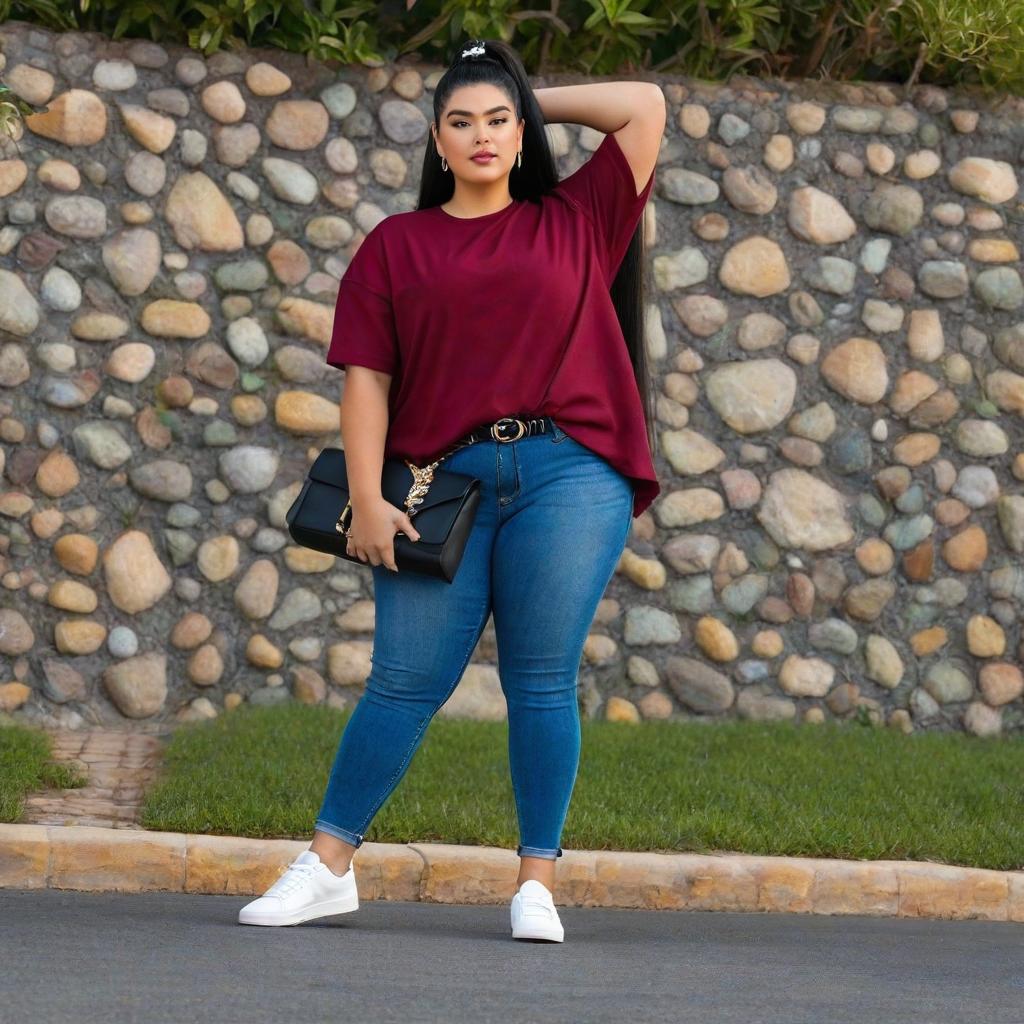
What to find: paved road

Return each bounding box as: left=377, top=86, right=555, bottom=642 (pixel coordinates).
left=2, top=888, right=1022, bottom=1023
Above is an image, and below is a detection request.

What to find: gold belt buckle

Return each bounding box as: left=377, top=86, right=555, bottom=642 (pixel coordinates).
left=491, top=417, right=526, bottom=442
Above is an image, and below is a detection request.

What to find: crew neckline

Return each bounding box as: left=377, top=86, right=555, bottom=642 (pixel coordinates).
left=432, top=198, right=519, bottom=223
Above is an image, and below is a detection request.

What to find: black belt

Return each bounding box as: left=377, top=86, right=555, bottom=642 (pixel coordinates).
left=423, top=415, right=554, bottom=467
left=460, top=415, right=552, bottom=445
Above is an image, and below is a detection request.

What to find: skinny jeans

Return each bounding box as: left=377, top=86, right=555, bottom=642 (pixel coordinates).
left=314, top=417, right=635, bottom=859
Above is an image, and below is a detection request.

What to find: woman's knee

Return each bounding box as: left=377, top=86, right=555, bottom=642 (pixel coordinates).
left=502, top=677, right=581, bottom=710
left=363, top=664, right=448, bottom=709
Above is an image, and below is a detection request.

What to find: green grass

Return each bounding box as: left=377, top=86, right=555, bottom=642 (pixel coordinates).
left=0, top=722, right=88, bottom=821
left=135, top=703, right=1024, bottom=872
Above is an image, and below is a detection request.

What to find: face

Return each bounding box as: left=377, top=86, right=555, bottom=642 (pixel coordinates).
left=433, top=83, right=523, bottom=182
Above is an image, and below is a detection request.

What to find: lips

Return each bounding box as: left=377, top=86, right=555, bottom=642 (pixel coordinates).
left=471, top=153, right=496, bottom=162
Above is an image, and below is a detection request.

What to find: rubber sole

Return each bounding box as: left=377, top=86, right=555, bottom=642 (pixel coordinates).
left=512, top=932, right=564, bottom=942
left=238, top=890, right=359, bottom=926
left=510, top=918, right=565, bottom=942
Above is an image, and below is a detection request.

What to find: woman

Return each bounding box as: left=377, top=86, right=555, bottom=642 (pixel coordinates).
left=239, top=37, right=665, bottom=942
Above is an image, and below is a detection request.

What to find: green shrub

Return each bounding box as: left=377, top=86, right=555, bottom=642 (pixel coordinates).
left=0, top=0, right=1021, bottom=94
left=890, top=0, right=1024, bottom=93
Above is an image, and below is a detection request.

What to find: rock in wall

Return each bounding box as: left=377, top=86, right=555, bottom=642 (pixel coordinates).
left=0, top=21, right=1022, bottom=736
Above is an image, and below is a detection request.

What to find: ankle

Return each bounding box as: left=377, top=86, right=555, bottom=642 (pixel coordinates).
left=310, top=830, right=358, bottom=876
left=316, top=851, right=352, bottom=875
left=517, top=875, right=554, bottom=892
left=310, top=849, right=353, bottom=876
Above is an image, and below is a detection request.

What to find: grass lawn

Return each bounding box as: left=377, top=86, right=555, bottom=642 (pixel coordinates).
left=0, top=722, right=87, bottom=822
left=123, top=702, right=1024, bottom=872
left=3, top=705, right=1021, bottom=872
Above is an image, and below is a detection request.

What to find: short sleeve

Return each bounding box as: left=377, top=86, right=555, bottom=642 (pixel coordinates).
left=555, top=131, right=655, bottom=278
left=325, top=224, right=399, bottom=375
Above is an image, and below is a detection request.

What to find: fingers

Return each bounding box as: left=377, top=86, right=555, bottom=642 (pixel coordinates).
left=363, top=546, right=395, bottom=571
left=345, top=538, right=396, bottom=571
left=381, top=516, right=419, bottom=571
left=344, top=505, right=420, bottom=573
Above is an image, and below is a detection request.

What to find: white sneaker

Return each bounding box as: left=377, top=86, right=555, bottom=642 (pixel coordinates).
left=237, top=850, right=359, bottom=926
left=510, top=879, right=565, bottom=942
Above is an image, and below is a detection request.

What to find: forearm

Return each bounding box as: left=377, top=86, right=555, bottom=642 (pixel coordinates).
left=340, top=369, right=390, bottom=509
left=533, top=82, right=663, bottom=132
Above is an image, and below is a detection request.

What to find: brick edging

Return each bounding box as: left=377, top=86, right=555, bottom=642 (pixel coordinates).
left=2, top=823, right=1022, bottom=921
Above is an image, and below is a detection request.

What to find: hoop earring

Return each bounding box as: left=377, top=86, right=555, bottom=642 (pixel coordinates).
left=441, top=155, right=448, bottom=172
left=517, top=149, right=522, bottom=169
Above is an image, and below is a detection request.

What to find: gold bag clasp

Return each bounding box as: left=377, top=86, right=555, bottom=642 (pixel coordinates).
left=336, top=457, right=441, bottom=535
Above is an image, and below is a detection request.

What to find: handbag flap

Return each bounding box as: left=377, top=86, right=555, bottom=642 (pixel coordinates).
left=308, top=446, right=476, bottom=515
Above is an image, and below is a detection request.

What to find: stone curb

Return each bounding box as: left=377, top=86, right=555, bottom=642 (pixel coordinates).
left=2, top=822, right=1023, bottom=921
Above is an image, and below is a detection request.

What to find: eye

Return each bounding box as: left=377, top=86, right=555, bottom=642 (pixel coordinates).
left=452, top=118, right=507, bottom=127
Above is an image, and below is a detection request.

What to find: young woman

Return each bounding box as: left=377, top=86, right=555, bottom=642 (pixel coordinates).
left=239, top=37, right=665, bottom=941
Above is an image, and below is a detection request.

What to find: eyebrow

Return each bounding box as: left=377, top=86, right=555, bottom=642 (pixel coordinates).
left=445, top=105, right=512, bottom=117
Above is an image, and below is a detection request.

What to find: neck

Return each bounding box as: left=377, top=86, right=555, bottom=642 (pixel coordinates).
left=443, top=182, right=514, bottom=218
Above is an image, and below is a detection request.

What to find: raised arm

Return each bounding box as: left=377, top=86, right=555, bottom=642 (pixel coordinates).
left=534, top=81, right=666, bottom=196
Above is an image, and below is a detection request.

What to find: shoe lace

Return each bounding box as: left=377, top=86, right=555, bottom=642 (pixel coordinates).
left=266, top=862, right=317, bottom=898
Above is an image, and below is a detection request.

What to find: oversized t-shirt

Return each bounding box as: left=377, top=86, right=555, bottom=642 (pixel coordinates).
left=324, top=129, right=659, bottom=517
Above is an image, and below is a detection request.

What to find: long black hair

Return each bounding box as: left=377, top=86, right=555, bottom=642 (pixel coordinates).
left=416, top=38, right=657, bottom=459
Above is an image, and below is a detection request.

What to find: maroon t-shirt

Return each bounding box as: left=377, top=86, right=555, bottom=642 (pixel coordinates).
left=325, top=130, right=659, bottom=517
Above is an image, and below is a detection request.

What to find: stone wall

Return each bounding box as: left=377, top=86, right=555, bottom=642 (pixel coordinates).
left=0, top=21, right=1022, bottom=737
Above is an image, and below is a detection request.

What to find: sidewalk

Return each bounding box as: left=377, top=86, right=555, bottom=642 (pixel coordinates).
left=17, top=727, right=166, bottom=830
left=4, top=727, right=1023, bottom=922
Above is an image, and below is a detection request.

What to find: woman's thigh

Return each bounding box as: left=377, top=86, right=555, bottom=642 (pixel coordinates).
left=488, top=430, right=634, bottom=690
left=365, top=440, right=498, bottom=704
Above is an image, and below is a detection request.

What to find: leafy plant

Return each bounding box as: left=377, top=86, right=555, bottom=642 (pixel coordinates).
left=889, top=0, right=1024, bottom=93
left=651, top=0, right=782, bottom=79
left=259, top=0, right=389, bottom=65
left=0, top=0, right=1022, bottom=91
left=576, top=0, right=666, bottom=74
left=0, top=80, right=49, bottom=149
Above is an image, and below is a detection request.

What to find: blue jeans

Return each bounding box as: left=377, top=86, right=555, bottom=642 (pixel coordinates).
left=314, top=417, right=635, bottom=859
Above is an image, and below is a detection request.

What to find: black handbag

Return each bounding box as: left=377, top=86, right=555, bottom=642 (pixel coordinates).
left=285, top=446, right=481, bottom=583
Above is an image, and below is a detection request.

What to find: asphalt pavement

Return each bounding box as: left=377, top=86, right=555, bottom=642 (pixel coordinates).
left=2, top=887, right=1022, bottom=1023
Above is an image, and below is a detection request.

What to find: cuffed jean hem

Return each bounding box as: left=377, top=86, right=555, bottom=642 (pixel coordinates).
left=517, top=844, right=563, bottom=859
left=314, top=819, right=364, bottom=847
